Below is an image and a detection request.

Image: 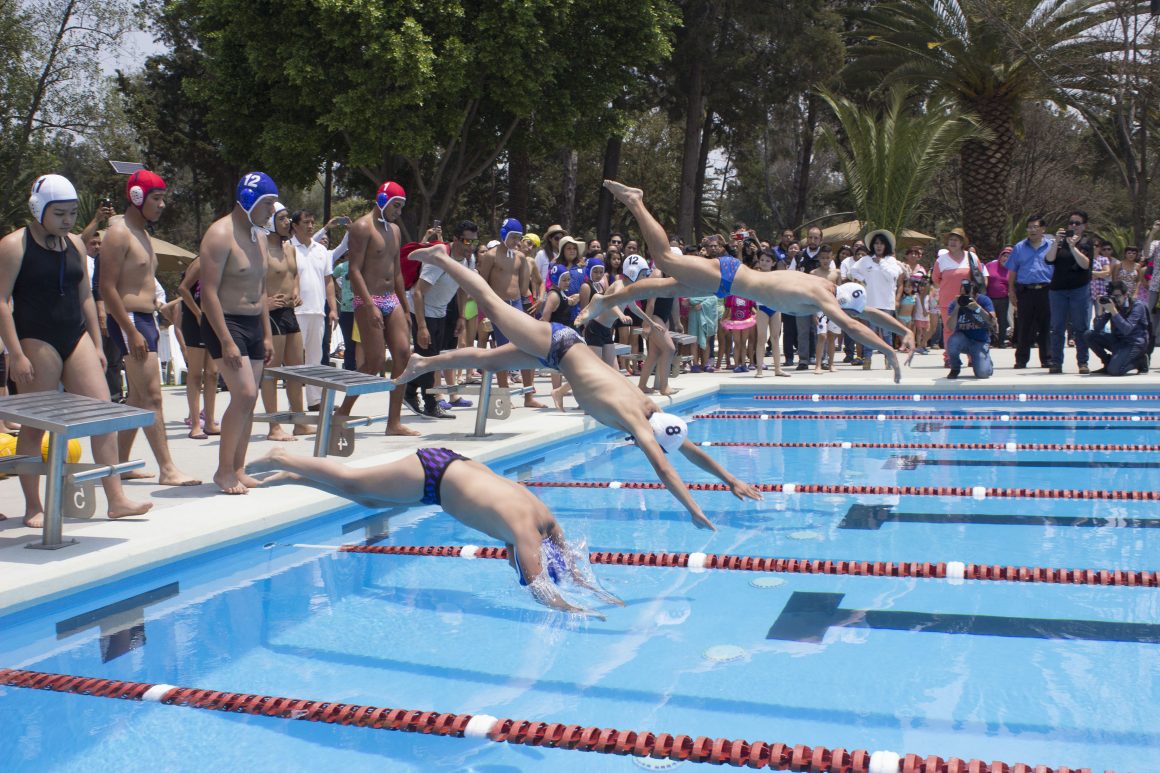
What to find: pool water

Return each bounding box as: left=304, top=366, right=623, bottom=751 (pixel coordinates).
left=1, top=393, right=1158, bottom=771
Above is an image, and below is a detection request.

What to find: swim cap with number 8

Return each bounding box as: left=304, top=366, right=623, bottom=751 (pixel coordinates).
left=649, top=411, right=687, bottom=454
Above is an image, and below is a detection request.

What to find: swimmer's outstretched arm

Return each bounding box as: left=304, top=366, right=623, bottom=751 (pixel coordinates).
left=507, top=541, right=606, bottom=619
left=632, top=431, right=717, bottom=530
left=862, top=307, right=916, bottom=363
left=818, top=295, right=903, bottom=383
left=677, top=441, right=763, bottom=501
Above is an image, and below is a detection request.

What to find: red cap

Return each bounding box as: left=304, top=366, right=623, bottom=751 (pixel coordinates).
left=376, top=181, right=406, bottom=211
left=126, top=170, right=167, bottom=209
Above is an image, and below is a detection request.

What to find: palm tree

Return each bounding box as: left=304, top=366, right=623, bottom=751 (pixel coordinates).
left=819, top=85, right=988, bottom=238
left=844, top=0, right=1125, bottom=257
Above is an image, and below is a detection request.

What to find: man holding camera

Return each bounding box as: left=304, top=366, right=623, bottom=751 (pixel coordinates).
left=1083, top=281, right=1150, bottom=376
left=945, top=279, right=997, bottom=379
left=1046, top=210, right=1094, bottom=374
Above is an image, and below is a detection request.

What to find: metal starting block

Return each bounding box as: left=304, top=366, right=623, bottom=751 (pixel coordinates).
left=262, top=366, right=396, bottom=457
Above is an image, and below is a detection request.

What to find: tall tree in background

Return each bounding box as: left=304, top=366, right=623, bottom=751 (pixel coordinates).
left=844, top=0, right=1125, bottom=257
left=819, top=85, right=987, bottom=237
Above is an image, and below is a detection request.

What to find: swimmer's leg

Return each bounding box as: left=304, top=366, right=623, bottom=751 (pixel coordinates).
left=576, top=277, right=689, bottom=326
left=410, top=245, right=553, bottom=358
left=246, top=448, right=414, bottom=507
left=604, top=180, right=721, bottom=291
left=394, top=343, right=541, bottom=386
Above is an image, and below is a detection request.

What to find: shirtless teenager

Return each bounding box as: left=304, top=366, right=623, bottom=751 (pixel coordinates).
left=260, top=202, right=308, bottom=441
left=0, top=174, right=151, bottom=526
left=99, top=170, right=199, bottom=486
left=578, top=181, right=908, bottom=382
left=198, top=172, right=277, bottom=494
left=395, top=244, right=764, bottom=531
left=249, top=447, right=621, bottom=617
left=480, top=218, right=545, bottom=408
left=334, top=181, right=418, bottom=436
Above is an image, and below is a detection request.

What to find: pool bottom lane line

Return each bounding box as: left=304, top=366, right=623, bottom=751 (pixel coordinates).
left=0, top=668, right=1107, bottom=773
left=328, top=544, right=1159, bottom=588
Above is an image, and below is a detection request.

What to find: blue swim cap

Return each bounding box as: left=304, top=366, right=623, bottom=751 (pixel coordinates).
left=236, top=172, right=279, bottom=219
left=548, top=263, right=567, bottom=287
left=585, top=257, right=605, bottom=278
left=499, top=217, right=523, bottom=242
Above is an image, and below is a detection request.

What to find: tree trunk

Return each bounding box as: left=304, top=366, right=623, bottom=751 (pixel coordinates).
left=961, top=96, right=1016, bottom=259
left=596, top=134, right=622, bottom=243
left=790, top=93, right=817, bottom=228
left=692, top=112, right=713, bottom=242
left=560, top=148, right=578, bottom=231
left=322, top=160, right=332, bottom=223
left=677, top=58, right=705, bottom=242
left=508, top=143, right=531, bottom=222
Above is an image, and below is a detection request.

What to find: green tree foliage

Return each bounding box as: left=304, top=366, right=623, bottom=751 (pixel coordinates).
left=178, top=0, right=676, bottom=228
left=819, top=85, right=988, bottom=239
left=843, top=0, right=1134, bottom=256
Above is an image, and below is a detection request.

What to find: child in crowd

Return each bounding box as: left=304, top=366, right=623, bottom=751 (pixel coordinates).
left=753, top=251, right=787, bottom=378
left=722, top=294, right=756, bottom=372
left=912, top=278, right=931, bottom=354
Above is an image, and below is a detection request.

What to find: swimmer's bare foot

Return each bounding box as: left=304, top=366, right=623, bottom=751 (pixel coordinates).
left=658, top=387, right=675, bottom=396
left=266, top=426, right=298, bottom=442
left=524, top=396, right=546, bottom=409
left=256, top=470, right=302, bottom=486
left=407, top=243, right=450, bottom=265
left=392, top=354, right=428, bottom=386
left=237, top=471, right=262, bottom=489
left=121, top=469, right=155, bottom=481
left=640, top=386, right=656, bottom=395
left=603, top=179, right=644, bottom=208
left=292, top=424, right=316, bottom=436
left=551, top=386, right=567, bottom=412
left=574, top=294, right=608, bottom=326
left=754, top=370, right=764, bottom=378
left=108, top=497, right=152, bottom=519
left=213, top=470, right=248, bottom=495
left=386, top=422, right=421, bottom=437
left=22, top=510, right=44, bottom=529
left=159, top=468, right=201, bottom=487
left=246, top=448, right=289, bottom=475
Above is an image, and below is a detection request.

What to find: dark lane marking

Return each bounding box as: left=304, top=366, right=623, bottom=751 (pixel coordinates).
left=883, top=453, right=1160, bottom=470
left=55, top=582, right=180, bottom=663
left=837, top=503, right=1160, bottom=530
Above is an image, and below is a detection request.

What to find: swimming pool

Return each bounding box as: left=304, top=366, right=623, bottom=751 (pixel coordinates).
left=1, top=391, right=1157, bottom=771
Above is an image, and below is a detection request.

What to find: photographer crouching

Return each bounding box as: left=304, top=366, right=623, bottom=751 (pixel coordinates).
left=1082, top=280, right=1150, bottom=376
left=946, top=279, right=997, bottom=379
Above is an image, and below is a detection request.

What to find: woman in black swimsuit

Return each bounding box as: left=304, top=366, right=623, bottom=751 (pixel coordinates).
left=0, top=174, right=151, bottom=526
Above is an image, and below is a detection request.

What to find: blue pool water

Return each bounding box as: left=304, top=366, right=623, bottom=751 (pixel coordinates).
left=1, top=393, right=1158, bottom=771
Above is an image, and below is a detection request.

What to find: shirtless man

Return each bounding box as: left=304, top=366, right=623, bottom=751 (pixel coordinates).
left=260, top=202, right=308, bottom=441
left=198, top=172, right=277, bottom=494
left=578, top=181, right=908, bottom=382
left=99, top=170, right=199, bottom=486
left=335, top=181, right=418, bottom=436
left=248, top=447, right=620, bottom=617
left=395, top=244, right=763, bottom=531
left=480, top=218, right=545, bottom=408
left=0, top=174, right=152, bottom=526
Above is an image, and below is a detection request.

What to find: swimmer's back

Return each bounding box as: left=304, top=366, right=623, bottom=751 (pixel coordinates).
left=439, top=457, right=553, bottom=543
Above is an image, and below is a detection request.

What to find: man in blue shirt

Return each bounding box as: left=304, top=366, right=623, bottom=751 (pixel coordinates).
left=946, top=279, right=997, bottom=379
left=1083, top=280, right=1151, bottom=376
left=1006, top=214, right=1054, bottom=369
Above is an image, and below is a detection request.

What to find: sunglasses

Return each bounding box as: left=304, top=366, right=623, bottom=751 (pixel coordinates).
left=1068, top=220, right=1085, bottom=226
left=460, top=236, right=478, bottom=244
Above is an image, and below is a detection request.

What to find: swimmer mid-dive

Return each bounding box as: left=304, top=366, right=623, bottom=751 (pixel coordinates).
left=248, top=448, right=622, bottom=618
left=395, top=244, right=764, bottom=531
left=577, top=181, right=911, bottom=382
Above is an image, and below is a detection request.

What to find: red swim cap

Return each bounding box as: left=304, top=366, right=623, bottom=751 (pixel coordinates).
left=126, top=170, right=167, bottom=209
left=376, top=181, right=406, bottom=211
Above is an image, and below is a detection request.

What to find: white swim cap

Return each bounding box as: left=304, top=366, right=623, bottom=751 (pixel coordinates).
left=622, top=254, right=652, bottom=283
left=649, top=411, right=688, bottom=454
left=836, top=282, right=866, bottom=314
left=29, top=174, right=78, bottom=223
left=266, top=201, right=287, bottom=233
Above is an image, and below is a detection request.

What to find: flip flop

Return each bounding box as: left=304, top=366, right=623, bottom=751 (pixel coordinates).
left=188, top=430, right=209, bottom=440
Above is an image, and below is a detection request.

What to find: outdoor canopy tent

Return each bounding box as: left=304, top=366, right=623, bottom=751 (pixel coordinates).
left=819, top=219, right=935, bottom=248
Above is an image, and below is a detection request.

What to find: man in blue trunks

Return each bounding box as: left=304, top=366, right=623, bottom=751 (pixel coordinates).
left=248, top=447, right=621, bottom=617
left=577, top=181, right=908, bottom=382
left=395, top=244, right=763, bottom=531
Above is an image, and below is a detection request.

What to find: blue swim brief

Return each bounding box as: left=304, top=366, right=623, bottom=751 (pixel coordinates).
left=538, top=322, right=583, bottom=371
left=716, top=255, right=741, bottom=299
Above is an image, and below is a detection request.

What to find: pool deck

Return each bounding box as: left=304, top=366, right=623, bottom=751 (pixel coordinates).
left=1, top=346, right=1157, bottom=616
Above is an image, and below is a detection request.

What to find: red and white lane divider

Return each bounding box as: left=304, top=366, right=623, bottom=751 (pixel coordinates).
left=753, top=392, right=1155, bottom=402
left=693, top=440, right=1160, bottom=452
left=0, top=668, right=1104, bottom=772
left=521, top=479, right=1160, bottom=502
left=331, top=544, right=1158, bottom=588
left=694, top=412, right=1151, bottom=422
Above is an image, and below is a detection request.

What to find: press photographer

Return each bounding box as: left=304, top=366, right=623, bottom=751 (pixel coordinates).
left=1083, top=280, right=1150, bottom=376
left=946, top=278, right=997, bottom=379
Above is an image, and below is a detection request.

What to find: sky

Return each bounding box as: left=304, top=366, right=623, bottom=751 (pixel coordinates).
left=98, top=24, right=162, bottom=78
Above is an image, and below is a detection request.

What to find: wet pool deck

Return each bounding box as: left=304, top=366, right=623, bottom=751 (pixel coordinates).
left=1, top=347, right=1156, bottom=615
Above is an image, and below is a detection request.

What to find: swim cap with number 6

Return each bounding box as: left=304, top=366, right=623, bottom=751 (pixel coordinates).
left=837, top=282, right=866, bottom=313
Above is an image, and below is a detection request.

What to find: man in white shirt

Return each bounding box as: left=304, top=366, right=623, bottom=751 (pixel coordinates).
left=851, top=229, right=905, bottom=369
left=290, top=210, right=338, bottom=408
left=788, top=226, right=823, bottom=369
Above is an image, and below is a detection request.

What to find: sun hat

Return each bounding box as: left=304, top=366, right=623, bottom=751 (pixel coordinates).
left=863, top=228, right=896, bottom=256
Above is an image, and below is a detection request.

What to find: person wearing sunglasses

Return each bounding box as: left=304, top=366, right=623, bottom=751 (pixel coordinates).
left=1045, top=210, right=1095, bottom=374
left=1084, top=281, right=1150, bottom=375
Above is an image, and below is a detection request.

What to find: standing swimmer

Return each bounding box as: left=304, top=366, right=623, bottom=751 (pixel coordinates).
left=248, top=448, right=622, bottom=618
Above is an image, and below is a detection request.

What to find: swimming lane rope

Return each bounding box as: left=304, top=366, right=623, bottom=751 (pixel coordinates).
left=520, top=479, right=1160, bottom=501
left=0, top=668, right=1105, bottom=772
left=752, top=393, right=1157, bottom=402
left=693, top=412, right=1152, bottom=422
left=692, top=440, right=1160, bottom=452
left=334, top=544, right=1157, bottom=588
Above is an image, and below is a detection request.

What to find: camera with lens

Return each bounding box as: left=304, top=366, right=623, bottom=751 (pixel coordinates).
left=1064, top=228, right=1075, bottom=238
left=1098, top=295, right=1112, bottom=305
left=958, top=279, right=973, bottom=307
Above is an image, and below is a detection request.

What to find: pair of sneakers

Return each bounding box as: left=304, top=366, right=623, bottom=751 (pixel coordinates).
left=404, top=393, right=474, bottom=419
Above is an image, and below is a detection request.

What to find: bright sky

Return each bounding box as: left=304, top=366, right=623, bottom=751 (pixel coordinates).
left=98, top=24, right=162, bottom=78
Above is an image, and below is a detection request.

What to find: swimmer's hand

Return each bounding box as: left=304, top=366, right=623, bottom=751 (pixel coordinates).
left=530, top=584, right=607, bottom=620
left=730, top=479, right=763, bottom=501
left=691, top=509, right=718, bottom=531
left=890, top=352, right=902, bottom=383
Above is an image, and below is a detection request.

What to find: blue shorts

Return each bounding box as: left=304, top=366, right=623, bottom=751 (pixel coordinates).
left=491, top=298, right=525, bottom=347
left=107, top=312, right=160, bottom=356
left=716, top=256, right=741, bottom=299
left=758, top=305, right=776, bottom=317
left=515, top=538, right=566, bottom=586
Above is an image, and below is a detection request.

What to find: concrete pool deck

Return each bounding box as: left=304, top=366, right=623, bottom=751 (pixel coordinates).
left=1, top=346, right=1157, bottom=615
